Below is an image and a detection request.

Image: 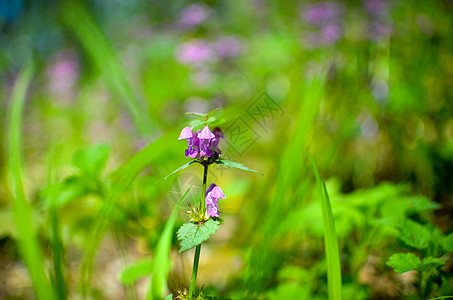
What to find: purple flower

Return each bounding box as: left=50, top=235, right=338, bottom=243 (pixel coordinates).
left=300, top=2, right=344, bottom=46
left=301, top=2, right=342, bottom=26
left=198, top=125, right=216, bottom=139
left=175, top=40, right=217, bottom=67
left=214, top=36, right=241, bottom=58
left=205, top=183, right=226, bottom=217
left=178, top=125, right=223, bottom=159
left=179, top=4, right=210, bottom=29
left=321, top=23, right=342, bottom=44
left=178, top=126, right=194, bottom=139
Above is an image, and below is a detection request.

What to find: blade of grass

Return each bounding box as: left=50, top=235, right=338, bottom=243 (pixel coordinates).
left=311, top=156, right=342, bottom=300
left=47, top=148, right=67, bottom=300
left=60, top=0, right=152, bottom=135
left=148, top=187, right=191, bottom=300
left=243, top=62, right=328, bottom=295
left=6, top=64, right=54, bottom=300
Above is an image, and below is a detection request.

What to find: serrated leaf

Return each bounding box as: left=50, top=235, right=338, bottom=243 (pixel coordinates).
left=406, top=196, right=440, bottom=212
left=119, top=259, right=153, bottom=286
left=162, top=294, right=172, bottom=300
left=387, top=253, right=421, bottom=274
left=215, top=159, right=262, bottom=174
left=157, top=161, right=195, bottom=183
left=177, top=219, right=220, bottom=252
left=443, top=233, right=453, bottom=252
left=420, top=256, right=445, bottom=272
left=398, top=219, right=430, bottom=250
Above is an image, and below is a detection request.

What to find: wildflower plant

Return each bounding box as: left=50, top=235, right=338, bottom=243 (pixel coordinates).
left=161, top=108, right=261, bottom=299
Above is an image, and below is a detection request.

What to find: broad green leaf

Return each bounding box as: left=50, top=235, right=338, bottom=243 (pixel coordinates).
left=119, top=259, right=153, bottom=286
left=420, top=256, right=445, bottom=272
left=398, top=219, right=430, bottom=250
left=149, top=188, right=191, bottom=300
left=162, top=295, right=172, bottom=300
left=6, top=64, right=54, bottom=300
left=157, top=161, right=195, bottom=182
left=215, top=159, right=262, bottom=174
left=387, top=253, right=421, bottom=274
left=177, top=219, right=221, bottom=253
left=443, top=233, right=453, bottom=252
left=73, top=144, right=111, bottom=177
left=311, top=157, right=342, bottom=300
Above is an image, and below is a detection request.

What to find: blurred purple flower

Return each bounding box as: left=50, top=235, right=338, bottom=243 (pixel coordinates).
left=321, top=23, right=342, bottom=43
left=205, top=183, right=226, bottom=217
left=178, top=125, right=223, bottom=159
left=363, top=0, right=388, bottom=17
left=301, top=2, right=342, bottom=26
left=300, top=2, right=344, bottom=46
left=47, top=51, right=79, bottom=100
left=368, top=21, right=391, bottom=40
left=175, top=39, right=217, bottom=67
left=214, top=36, right=241, bottom=58
left=179, top=4, right=210, bottom=29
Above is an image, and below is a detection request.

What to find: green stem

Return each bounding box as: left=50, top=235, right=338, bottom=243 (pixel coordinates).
left=189, top=164, right=208, bottom=299
left=189, top=245, right=201, bottom=299
left=201, top=164, right=208, bottom=213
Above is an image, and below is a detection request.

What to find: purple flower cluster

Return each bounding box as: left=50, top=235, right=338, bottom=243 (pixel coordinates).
left=300, top=2, right=344, bottom=45
left=178, top=125, right=223, bottom=159
left=179, top=4, right=210, bottom=29
left=363, top=0, right=391, bottom=41
left=205, top=184, right=226, bottom=217
left=175, top=37, right=241, bottom=67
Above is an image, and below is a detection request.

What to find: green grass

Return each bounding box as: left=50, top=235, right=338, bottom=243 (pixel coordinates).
left=149, top=187, right=191, bottom=299
left=6, top=64, right=54, bottom=300
left=311, top=156, right=342, bottom=300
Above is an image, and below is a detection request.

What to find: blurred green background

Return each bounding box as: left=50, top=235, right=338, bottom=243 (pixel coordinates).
left=0, top=0, right=452, bottom=299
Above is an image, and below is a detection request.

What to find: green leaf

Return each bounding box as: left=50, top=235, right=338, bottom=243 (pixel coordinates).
left=162, top=295, right=172, bottom=300
left=387, top=253, right=421, bottom=274
left=157, top=161, right=195, bottom=183
left=80, top=135, right=168, bottom=294
left=420, top=256, right=445, bottom=272
left=398, top=219, right=430, bottom=250
left=185, top=112, right=206, bottom=117
left=215, top=159, right=262, bottom=174
left=73, top=144, right=111, bottom=177
left=119, top=259, right=153, bottom=286
left=188, top=119, right=203, bottom=129
left=177, top=219, right=221, bottom=253
left=149, top=187, right=191, bottom=299
left=406, top=196, right=440, bottom=212
left=443, top=233, right=453, bottom=252
left=311, top=157, right=342, bottom=300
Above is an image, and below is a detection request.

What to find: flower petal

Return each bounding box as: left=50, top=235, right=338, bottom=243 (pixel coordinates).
left=197, top=125, right=215, bottom=139
left=178, top=126, right=194, bottom=140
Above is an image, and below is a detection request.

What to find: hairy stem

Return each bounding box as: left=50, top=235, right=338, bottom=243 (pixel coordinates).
left=189, top=164, right=208, bottom=299
left=201, top=164, right=208, bottom=213
left=189, top=245, right=201, bottom=299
